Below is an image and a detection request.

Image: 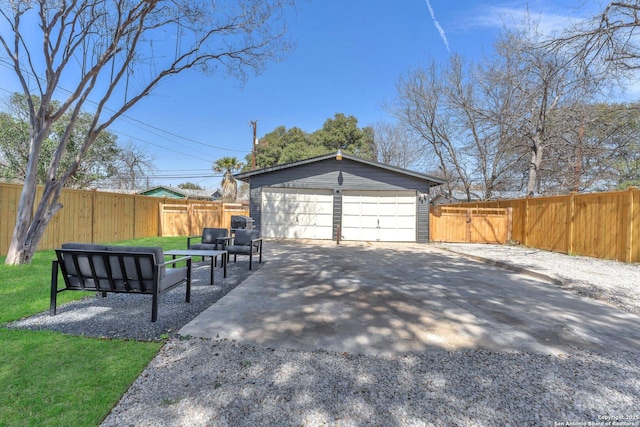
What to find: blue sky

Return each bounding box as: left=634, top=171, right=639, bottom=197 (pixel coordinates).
left=1, top=0, right=603, bottom=189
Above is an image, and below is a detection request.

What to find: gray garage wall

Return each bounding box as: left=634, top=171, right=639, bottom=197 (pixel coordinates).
left=245, top=157, right=436, bottom=242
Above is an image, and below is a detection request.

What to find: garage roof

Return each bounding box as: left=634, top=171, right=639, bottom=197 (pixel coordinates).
left=235, top=151, right=446, bottom=186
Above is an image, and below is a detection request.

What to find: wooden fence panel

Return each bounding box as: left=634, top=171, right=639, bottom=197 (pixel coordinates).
left=430, top=207, right=510, bottom=244
left=0, top=183, right=21, bottom=254
left=93, top=192, right=135, bottom=243
left=526, top=196, right=570, bottom=253
left=444, top=187, right=640, bottom=263
left=430, top=209, right=469, bottom=242
left=0, top=182, right=252, bottom=256
left=632, top=189, right=640, bottom=262
left=572, top=191, right=628, bottom=261
left=133, top=196, right=161, bottom=239
left=190, top=203, right=221, bottom=235
left=470, top=209, right=510, bottom=244
left=160, top=204, right=191, bottom=237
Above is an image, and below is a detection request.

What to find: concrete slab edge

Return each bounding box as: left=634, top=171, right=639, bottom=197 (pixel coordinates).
left=437, top=247, right=566, bottom=288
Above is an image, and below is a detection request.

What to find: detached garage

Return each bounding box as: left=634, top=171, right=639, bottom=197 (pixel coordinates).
left=234, top=152, right=445, bottom=243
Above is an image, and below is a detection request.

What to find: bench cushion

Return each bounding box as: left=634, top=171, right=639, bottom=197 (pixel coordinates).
left=60, top=243, right=110, bottom=287
left=106, top=246, right=166, bottom=285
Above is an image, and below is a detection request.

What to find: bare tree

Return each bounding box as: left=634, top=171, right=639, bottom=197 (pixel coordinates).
left=0, top=0, right=295, bottom=264
left=108, top=141, right=156, bottom=191
left=372, top=121, right=424, bottom=170
left=393, top=61, right=474, bottom=201
left=557, top=1, right=640, bottom=73
left=487, top=22, right=603, bottom=196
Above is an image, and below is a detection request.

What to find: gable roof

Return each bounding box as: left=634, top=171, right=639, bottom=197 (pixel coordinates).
left=138, top=185, right=218, bottom=200
left=138, top=185, right=188, bottom=198
left=234, top=151, right=446, bottom=186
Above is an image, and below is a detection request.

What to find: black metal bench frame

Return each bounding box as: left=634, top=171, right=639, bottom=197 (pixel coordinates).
left=50, top=248, right=192, bottom=322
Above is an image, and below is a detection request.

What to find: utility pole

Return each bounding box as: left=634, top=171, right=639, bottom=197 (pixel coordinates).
left=250, top=120, right=258, bottom=170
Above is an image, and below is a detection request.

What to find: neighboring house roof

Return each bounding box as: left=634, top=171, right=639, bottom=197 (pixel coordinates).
left=138, top=186, right=189, bottom=199
left=234, top=151, right=447, bottom=186
left=138, top=186, right=221, bottom=200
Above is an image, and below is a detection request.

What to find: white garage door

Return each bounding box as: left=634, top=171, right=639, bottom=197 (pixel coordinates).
left=342, top=190, right=416, bottom=242
left=261, top=188, right=333, bottom=239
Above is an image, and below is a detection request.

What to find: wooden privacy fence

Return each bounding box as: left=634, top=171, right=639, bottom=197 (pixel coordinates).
left=430, top=206, right=513, bottom=244
left=160, top=203, right=249, bottom=237
left=445, top=187, right=640, bottom=263
left=0, top=182, right=249, bottom=257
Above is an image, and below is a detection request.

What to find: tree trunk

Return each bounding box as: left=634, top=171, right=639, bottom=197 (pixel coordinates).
left=5, top=180, right=63, bottom=265
left=526, top=141, right=543, bottom=197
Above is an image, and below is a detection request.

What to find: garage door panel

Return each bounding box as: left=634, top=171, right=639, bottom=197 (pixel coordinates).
left=396, top=204, right=417, bottom=215
left=341, top=190, right=416, bottom=242
left=315, top=202, right=333, bottom=215
left=262, top=188, right=333, bottom=239
left=316, top=213, right=333, bottom=227
left=378, top=204, right=399, bottom=216
left=342, top=215, right=362, bottom=228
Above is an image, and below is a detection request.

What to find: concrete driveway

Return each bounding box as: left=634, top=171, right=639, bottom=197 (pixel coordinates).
left=180, top=241, right=640, bottom=355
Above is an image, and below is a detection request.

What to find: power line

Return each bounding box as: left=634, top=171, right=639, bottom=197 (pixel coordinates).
left=0, top=62, right=249, bottom=155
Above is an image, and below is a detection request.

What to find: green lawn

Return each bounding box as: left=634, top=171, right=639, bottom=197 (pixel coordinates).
left=0, top=237, right=186, bottom=426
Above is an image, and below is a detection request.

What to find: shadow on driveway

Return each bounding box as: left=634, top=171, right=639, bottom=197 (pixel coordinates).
left=180, top=240, right=640, bottom=355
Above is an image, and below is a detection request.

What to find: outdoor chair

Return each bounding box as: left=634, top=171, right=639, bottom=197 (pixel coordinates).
left=187, top=227, right=229, bottom=265
left=221, top=229, right=263, bottom=270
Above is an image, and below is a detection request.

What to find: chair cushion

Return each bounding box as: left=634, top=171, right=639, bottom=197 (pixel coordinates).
left=189, top=243, right=221, bottom=251
left=233, top=229, right=259, bottom=246
left=202, top=228, right=228, bottom=244
left=160, top=267, right=188, bottom=292
left=226, top=244, right=255, bottom=255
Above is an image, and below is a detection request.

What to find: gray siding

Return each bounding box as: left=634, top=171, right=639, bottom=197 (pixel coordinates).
left=249, top=158, right=433, bottom=194
left=249, top=187, right=262, bottom=230
left=417, top=195, right=430, bottom=243
left=333, top=189, right=342, bottom=240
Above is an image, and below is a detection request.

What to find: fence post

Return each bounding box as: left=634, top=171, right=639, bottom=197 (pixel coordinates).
left=91, top=188, right=97, bottom=243
left=568, top=192, right=576, bottom=256
left=627, top=187, right=637, bottom=263
left=524, top=197, right=530, bottom=247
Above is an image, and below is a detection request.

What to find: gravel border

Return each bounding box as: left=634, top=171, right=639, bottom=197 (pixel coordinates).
left=435, top=243, right=640, bottom=315
left=101, top=339, right=640, bottom=427
left=4, top=259, right=261, bottom=341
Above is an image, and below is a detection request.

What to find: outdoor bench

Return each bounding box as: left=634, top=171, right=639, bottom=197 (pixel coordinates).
left=50, top=243, right=192, bottom=322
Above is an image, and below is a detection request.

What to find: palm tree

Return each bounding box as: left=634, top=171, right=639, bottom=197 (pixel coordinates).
left=213, top=157, right=243, bottom=202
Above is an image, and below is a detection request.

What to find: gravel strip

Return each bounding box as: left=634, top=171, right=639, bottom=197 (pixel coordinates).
left=101, top=339, right=640, bottom=427
left=4, top=260, right=261, bottom=341
left=435, top=243, right=640, bottom=315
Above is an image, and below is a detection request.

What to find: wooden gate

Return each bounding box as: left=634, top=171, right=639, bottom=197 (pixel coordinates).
left=430, top=206, right=512, bottom=244
left=159, top=202, right=249, bottom=236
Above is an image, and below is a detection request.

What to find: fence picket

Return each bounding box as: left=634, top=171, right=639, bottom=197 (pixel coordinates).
left=0, top=183, right=248, bottom=256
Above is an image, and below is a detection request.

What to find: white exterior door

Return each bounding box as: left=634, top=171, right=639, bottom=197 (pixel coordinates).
left=341, top=190, right=416, bottom=242
left=261, top=188, right=333, bottom=239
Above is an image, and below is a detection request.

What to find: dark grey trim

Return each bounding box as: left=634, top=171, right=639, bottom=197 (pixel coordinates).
left=235, top=152, right=445, bottom=186
left=333, top=189, right=342, bottom=241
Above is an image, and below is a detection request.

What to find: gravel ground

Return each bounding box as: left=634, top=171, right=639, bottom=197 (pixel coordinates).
left=7, top=243, right=640, bottom=426
left=5, top=259, right=261, bottom=341
left=436, top=243, right=640, bottom=315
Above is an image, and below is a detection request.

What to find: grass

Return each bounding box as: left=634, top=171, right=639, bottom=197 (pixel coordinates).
left=0, top=236, right=186, bottom=426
